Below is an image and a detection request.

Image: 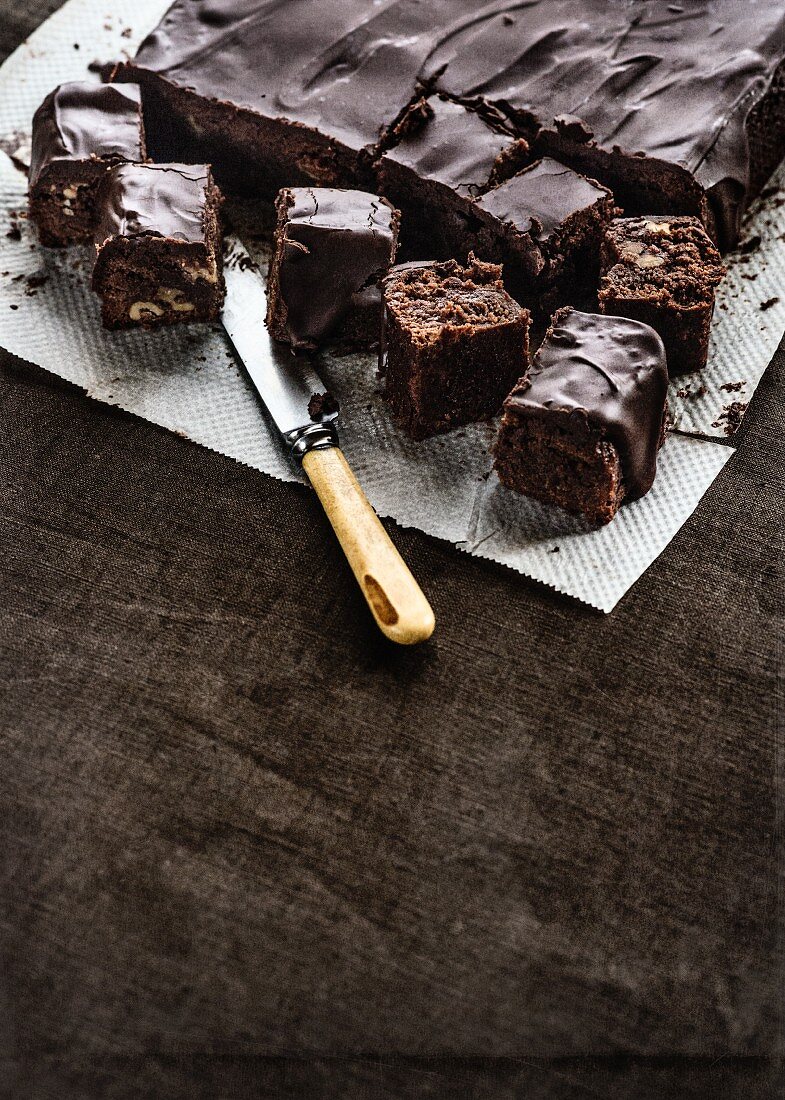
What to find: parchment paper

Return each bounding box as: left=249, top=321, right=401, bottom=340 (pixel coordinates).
left=4, top=0, right=781, bottom=611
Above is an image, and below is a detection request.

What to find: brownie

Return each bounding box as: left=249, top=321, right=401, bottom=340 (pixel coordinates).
left=381, top=257, right=530, bottom=441
left=120, top=1, right=785, bottom=249
left=91, top=163, right=225, bottom=330
left=266, top=188, right=400, bottom=353
left=473, top=158, right=615, bottom=320
left=375, top=95, right=529, bottom=259
left=425, top=1, right=785, bottom=250
left=116, top=0, right=439, bottom=196
left=29, top=82, right=146, bottom=247
left=598, top=216, right=726, bottom=375
left=494, top=308, right=668, bottom=526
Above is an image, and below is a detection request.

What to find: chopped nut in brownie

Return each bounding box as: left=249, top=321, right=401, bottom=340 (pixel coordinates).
left=599, top=216, right=725, bottom=373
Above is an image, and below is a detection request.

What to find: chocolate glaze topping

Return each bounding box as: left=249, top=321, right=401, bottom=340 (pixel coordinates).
left=505, top=308, right=668, bottom=499
left=272, top=187, right=399, bottom=350
left=30, top=82, right=144, bottom=186
left=476, top=158, right=611, bottom=244
left=93, top=163, right=212, bottom=246
left=383, top=96, right=524, bottom=197
left=126, top=0, right=785, bottom=247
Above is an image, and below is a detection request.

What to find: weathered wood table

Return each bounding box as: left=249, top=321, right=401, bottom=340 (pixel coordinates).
left=0, top=4, right=782, bottom=1097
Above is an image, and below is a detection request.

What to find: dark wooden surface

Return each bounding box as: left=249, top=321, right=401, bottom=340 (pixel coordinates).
left=1, top=4, right=784, bottom=1098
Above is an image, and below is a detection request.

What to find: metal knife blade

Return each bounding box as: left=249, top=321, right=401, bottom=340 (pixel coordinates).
left=221, top=235, right=335, bottom=442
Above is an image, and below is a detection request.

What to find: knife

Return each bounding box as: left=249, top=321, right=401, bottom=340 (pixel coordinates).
left=221, top=236, right=435, bottom=645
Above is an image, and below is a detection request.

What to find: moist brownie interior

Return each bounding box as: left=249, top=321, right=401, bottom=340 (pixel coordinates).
left=382, top=257, right=530, bottom=440
left=599, top=216, right=725, bottom=373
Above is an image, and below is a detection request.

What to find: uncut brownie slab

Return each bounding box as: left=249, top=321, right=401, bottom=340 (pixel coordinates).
left=495, top=308, right=668, bottom=527
left=375, top=95, right=529, bottom=260
left=29, top=82, right=145, bottom=247
left=381, top=257, right=530, bottom=441
left=121, top=1, right=785, bottom=249
left=598, top=216, right=725, bottom=375
left=92, top=163, right=225, bottom=330
left=473, top=157, right=615, bottom=318
left=266, top=188, right=400, bottom=353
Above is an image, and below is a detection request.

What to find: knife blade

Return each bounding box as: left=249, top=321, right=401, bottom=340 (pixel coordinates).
left=220, top=235, right=435, bottom=645
left=222, top=236, right=336, bottom=445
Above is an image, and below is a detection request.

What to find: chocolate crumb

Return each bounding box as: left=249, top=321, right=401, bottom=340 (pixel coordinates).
left=760, top=296, right=779, bottom=311
left=308, top=391, right=339, bottom=420
left=549, top=546, right=560, bottom=553
left=739, top=234, right=762, bottom=255
left=24, top=274, right=49, bottom=295
left=712, top=400, right=748, bottom=435
left=9, top=304, right=18, bottom=310
left=719, top=380, right=745, bottom=392
left=6, top=223, right=21, bottom=241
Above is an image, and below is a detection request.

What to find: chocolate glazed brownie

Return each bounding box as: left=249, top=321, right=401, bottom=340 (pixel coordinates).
left=29, top=83, right=146, bottom=247
left=92, top=163, right=225, bottom=330
left=118, top=1, right=785, bottom=250
left=494, top=309, right=669, bottom=526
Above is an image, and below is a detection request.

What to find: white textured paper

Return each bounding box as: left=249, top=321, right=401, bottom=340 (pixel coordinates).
left=5, top=0, right=782, bottom=612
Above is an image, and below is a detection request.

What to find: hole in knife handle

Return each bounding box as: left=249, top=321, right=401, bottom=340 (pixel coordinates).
left=363, top=575, right=399, bottom=626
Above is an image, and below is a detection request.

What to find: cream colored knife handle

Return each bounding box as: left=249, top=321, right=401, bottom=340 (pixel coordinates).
left=301, top=446, right=435, bottom=645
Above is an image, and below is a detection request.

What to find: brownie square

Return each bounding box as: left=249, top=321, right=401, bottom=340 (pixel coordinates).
left=381, top=257, right=530, bottom=441
left=375, top=95, right=530, bottom=259
left=598, top=216, right=725, bottom=374
left=494, top=308, right=668, bottom=526
left=91, top=163, right=225, bottom=330
left=266, top=187, right=400, bottom=353
left=29, top=82, right=146, bottom=247
left=473, top=158, right=615, bottom=318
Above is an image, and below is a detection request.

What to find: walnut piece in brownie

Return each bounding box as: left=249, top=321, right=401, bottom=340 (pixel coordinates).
left=375, top=96, right=529, bottom=260
left=91, top=163, right=225, bottom=330
left=381, top=257, right=530, bottom=441
left=29, top=82, right=146, bottom=247
left=598, top=216, right=725, bottom=374
left=266, top=187, right=400, bottom=353
left=473, top=158, right=615, bottom=320
left=494, top=308, right=668, bottom=526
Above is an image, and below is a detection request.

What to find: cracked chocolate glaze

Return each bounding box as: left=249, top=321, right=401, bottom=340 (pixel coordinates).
left=476, top=158, right=611, bottom=244
left=93, top=163, right=212, bottom=246
left=505, top=308, right=668, bottom=499
left=126, top=0, right=785, bottom=246
left=269, top=187, right=399, bottom=350
left=382, top=96, right=523, bottom=197
left=30, top=82, right=144, bottom=187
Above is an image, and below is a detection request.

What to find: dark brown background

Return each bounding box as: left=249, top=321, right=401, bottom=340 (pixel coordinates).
left=1, top=3, right=783, bottom=1098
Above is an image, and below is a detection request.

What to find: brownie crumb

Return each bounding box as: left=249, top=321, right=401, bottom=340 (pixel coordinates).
left=739, top=234, right=762, bottom=255
left=712, top=401, right=748, bottom=435
left=308, top=391, right=339, bottom=420
left=6, top=222, right=21, bottom=241
left=760, top=296, right=779, bottom=311
left=719, top=380, right=745, bottom=392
